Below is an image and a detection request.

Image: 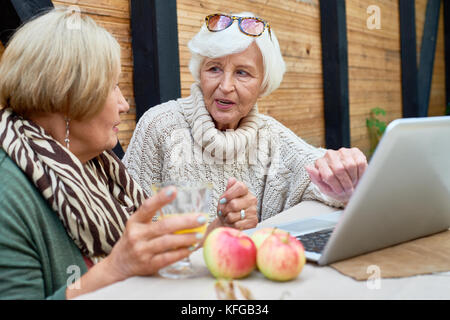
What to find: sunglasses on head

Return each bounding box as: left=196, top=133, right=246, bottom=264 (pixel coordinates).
left=205, top=14, right=272, bottom=40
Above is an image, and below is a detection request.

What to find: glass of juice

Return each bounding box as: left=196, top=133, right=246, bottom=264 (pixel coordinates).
left=152, top=181, right=212, bottom=279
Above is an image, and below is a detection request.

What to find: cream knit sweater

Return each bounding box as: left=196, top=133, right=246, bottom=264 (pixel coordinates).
left=123, top=84, right=344, bottom=222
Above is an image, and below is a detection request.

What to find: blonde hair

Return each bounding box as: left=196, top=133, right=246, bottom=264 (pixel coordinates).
left=188, top=12, right=286, bottom=97
left=0, top=8, right=121, bottom=120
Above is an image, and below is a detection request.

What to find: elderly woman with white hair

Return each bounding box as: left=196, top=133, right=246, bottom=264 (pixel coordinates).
left=123, top=13, right=368, bottom=231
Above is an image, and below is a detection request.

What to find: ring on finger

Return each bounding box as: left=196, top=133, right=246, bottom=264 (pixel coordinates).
left=240, top=209, right=245, bottom=220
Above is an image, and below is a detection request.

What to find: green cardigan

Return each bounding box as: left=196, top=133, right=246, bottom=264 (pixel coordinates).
left=0, top=148, right=87, bottom=300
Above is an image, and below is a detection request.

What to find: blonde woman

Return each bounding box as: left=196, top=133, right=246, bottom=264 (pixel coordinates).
left=124, top=13, right=368, bottom=230
left=0, top=9, right=206, bottom=299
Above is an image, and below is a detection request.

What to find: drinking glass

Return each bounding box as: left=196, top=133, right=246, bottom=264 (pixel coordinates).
left=152, top=181, right=212, bottom=279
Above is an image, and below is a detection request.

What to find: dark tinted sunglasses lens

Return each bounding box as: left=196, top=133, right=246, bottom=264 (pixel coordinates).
left=240, top=18, right=265, bottom=35
left=208, top=15, right=232, bottom=31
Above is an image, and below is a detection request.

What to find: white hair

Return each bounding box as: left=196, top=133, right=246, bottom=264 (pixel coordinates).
left=188, top=12, right=286, bottom=97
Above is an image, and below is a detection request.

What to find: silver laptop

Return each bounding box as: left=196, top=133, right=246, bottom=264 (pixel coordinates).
left=249, top=116, right=450, bottom=265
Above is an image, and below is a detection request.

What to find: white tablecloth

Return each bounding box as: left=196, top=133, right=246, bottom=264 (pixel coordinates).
left=77, top=201, right=450, bottom=300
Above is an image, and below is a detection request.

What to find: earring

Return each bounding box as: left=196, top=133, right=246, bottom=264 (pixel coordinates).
left=64, top=117, right=70, bottom=149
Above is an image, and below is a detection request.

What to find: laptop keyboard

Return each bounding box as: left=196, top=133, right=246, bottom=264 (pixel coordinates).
left=296, top=229, right=333, bottom=254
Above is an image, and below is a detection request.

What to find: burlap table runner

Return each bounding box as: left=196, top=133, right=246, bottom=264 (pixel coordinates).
left=330, top=230, right=450, bottom=280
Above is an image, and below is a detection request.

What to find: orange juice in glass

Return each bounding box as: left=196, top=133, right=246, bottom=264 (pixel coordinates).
left=158, top=213, right=209, bottom=235
left=152, top=181, right=212, bottom=279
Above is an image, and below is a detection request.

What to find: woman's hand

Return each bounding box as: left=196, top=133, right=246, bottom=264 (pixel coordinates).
left=66, top=186, right=207, bottom=299
left=305, top=147, right=368, bottom=204
left=106, top=186, right=207, bottom=279
left=216, top=178, right=258, bottom=230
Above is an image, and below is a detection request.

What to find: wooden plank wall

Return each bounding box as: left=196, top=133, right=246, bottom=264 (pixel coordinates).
left=347, top=0, right=446, bottom=154
left=346, top=0, right=403, bottom=153
left=0, top=1, right=446, bottom=156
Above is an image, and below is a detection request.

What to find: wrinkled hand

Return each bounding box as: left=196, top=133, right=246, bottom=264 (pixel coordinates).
left=105, top=186, right=207, bottom=280
left=305, top=147, right=368, bottom=204
left=216, top=178, right=258, bottom=230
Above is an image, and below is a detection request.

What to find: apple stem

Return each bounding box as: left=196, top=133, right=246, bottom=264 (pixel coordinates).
left=273, top=227, right=290, bottom=243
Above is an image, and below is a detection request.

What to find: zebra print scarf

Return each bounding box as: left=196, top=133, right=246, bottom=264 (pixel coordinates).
left=0, top=108, right=146, bottom=260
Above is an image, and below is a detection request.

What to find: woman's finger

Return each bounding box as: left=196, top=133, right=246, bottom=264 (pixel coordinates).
left=133, top=186, right=177, bottom=223
left=218, top=177, right=237, bottom=210
left=325, top=151, right=354, bottom=194
left=306, top=165, right=334, bottom=194
left=224, top=205, right=257, bottom=225
left=338, top=148, right=358, bottom=186
left=147, top=233, right=202, bottom=254
left=315, top=157, right=345, bottom=195
left=232, top=217, right=258, bottom=230
left=217, top=178, right=238, bottom=215
left=218, top=181, right=248, bottom=208
left=224, top=211, right=243, bottom=224
left=221, top=194, right=256, bottom=216
left=350, top=147, right=368, bottom=182
left=149, top=213, right=207, bottom=238
left=231, top=206, right=258, bottom=230
left=226, top=177, right=237, bottom=190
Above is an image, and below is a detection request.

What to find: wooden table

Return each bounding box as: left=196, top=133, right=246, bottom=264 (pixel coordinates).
left=77, top=201, right=450, bottom=300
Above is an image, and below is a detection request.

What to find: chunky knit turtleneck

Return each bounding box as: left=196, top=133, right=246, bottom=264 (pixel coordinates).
left=123, top=84, right=344, bottom=222
left=182, top=83, right=262, bottom=163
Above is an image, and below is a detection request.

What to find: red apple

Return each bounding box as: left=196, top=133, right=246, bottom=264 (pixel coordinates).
left=250, top=227, right=289, bottom=249
left=257, top=232, right=306, bottom=281
left=203, top=227, right=257, bottom=279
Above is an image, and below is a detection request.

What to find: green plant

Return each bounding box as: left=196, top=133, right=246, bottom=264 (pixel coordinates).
left=366, top=107, right=387, bottom=157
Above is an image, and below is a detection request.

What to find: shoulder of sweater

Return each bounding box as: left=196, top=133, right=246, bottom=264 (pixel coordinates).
left=0, top=148, right=30, bottom=187
left=257, top=113, right=300, bottom=138
left=132, top=99, right=189, bottom=145
left=257, top=113, right=326, bottom=158
left=0, top=149, right=48, bottom=228
left=137, top=100, right=184, bottom=128
left=257, top=113, right=313, bottom=145
left=0, top=148, right=6, bottom=166
left=257, top=113, right=288, bottom=131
